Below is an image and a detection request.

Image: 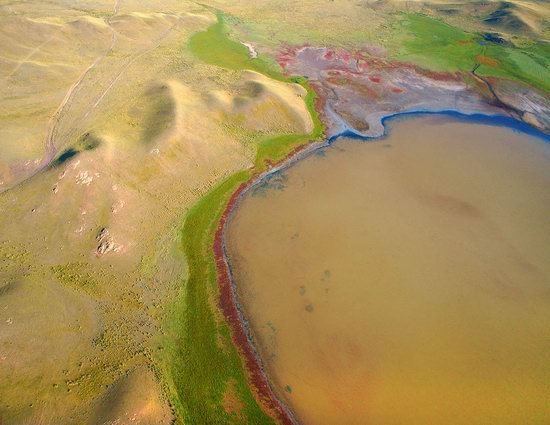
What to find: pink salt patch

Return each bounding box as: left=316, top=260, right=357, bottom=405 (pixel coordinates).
left=353, top=52, right=367, bottom=62
left=391, top=87, right=404, bottom=93
left=277, top=54, right=295, bottom=69
left=324, top=50, right=335, bottom=60
left=368, top=76, right=382, bottom=83
left=358, top=61, right=369, bottom=71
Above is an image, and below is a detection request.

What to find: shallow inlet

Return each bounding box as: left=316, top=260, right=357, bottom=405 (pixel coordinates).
left=226, top=115, right=550, bottom=425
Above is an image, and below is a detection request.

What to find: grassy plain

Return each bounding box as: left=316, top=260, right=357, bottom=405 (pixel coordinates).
left=0, top=1, right=548, bottom=424
left=393, top=14, right=550, bottom=92
left=0, top=1, right=321, bottom=420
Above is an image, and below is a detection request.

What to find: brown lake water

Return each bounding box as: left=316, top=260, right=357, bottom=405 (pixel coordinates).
left=226, top=116, right=550, bottom=424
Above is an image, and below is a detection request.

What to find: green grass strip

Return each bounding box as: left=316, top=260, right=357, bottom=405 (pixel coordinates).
left=162, top=170, right=278, bottom=425
left=159, top=13, right=325, bottom=425
left=256, top=77, right=324, bottom=170
left=189, top=13, right=287, bottom=82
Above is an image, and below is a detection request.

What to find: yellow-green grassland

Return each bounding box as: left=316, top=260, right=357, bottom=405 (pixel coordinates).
left=0, top=0, right=548, bottom=424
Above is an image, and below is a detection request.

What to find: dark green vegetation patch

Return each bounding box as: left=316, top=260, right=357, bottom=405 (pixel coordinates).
left=51, top=132, right=101, bottom=168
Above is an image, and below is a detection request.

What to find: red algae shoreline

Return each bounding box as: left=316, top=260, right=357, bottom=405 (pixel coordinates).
left=213, top=137, right=331, bottom=424
left=213, top=180, right=293, bottom=423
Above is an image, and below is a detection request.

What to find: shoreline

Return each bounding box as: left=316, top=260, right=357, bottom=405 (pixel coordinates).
left=213, top=140, right=323, bottom=425
left=331, top=108, right=550, bottom=143
left=212, top=107, right=550, bottom=424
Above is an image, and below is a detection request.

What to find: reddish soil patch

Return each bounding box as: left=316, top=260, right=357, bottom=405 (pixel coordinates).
left=415, top=67, right=462, bottom=82
left=329, top=76, right=380, bottom=100
left=476, top=55, right=499, bottom=67
left=223, top=379, right=245, bottom=419
left=324, top=50, right=335, bottom=60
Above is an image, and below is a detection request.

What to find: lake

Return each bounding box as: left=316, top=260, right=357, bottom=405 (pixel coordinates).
left=226, top=115, right=550, bottom=424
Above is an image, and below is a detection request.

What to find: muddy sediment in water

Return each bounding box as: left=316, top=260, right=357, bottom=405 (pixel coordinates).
left=226, top=116, right=550, bottom=425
